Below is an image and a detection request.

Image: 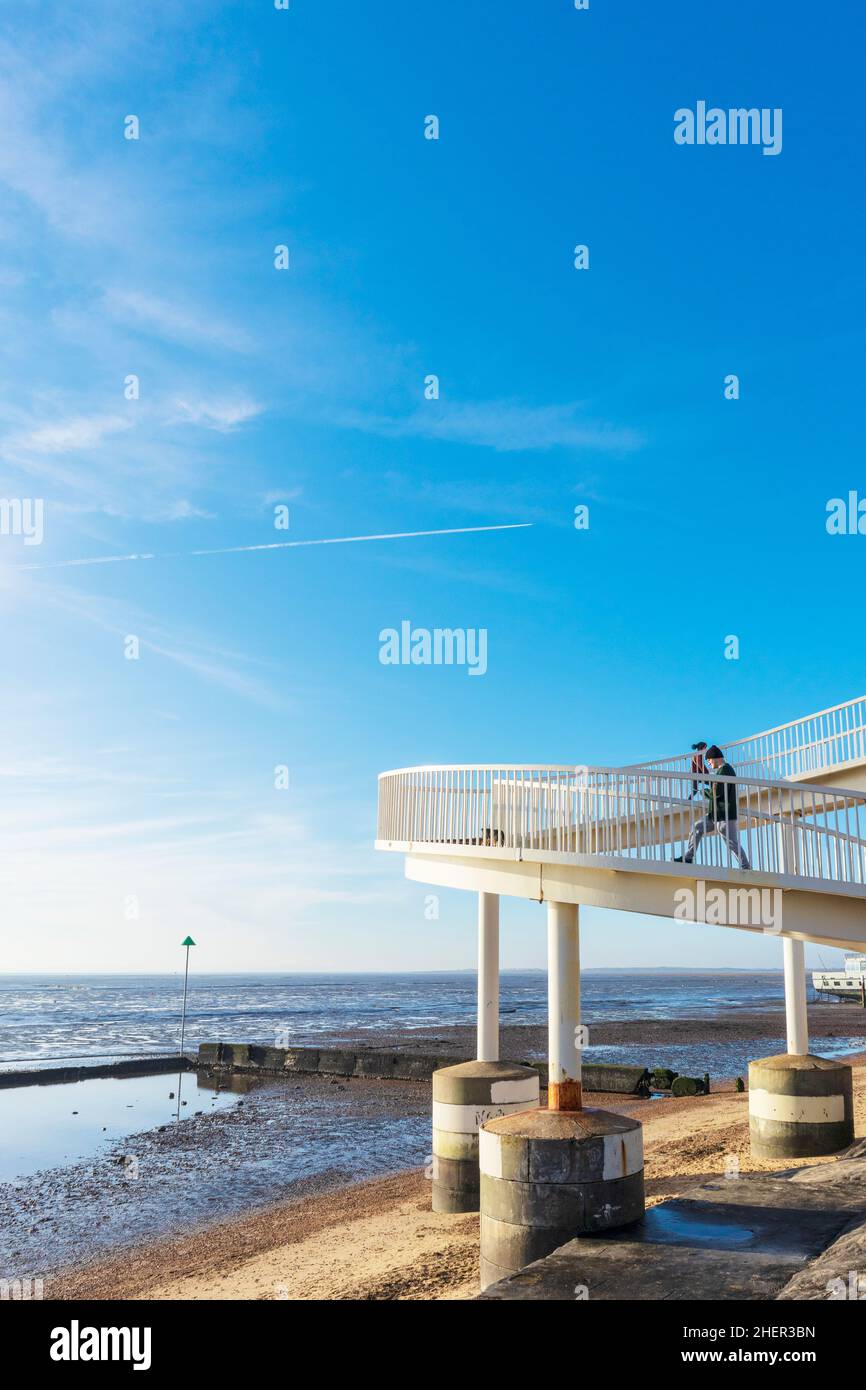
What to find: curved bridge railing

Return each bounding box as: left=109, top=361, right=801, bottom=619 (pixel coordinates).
left=632, top=695, right=866, bottom=783
left=376, top=765, right=866, bottom=891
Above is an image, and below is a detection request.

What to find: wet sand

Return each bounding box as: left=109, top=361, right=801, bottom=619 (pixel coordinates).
left=8, top=1006, right=866, bottom=1298
left=0, top=1071, right=431, bottom=1280
left=46, top=1055, right=866, bottom=1301
left=361, top=1003, right=866, bottom=1058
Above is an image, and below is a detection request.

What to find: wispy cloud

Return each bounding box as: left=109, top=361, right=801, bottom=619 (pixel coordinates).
left=171, top=396, right=263, bottom=432
left=0, top=773, right=399, bottom=970
left=339, top=400, right=643, bottom=454
left=262, top=487, right=303, bottom=507
left=5, top=413, right=132, bottom=457
left=102, top=288, right=252, bottom=353
left=160, top=499, right=216, bottom=521
left=0, top=396, right=257, bottom=519
left=33, top=583, right=288, bottom=709
left=383, top=473, right=601, bottom=524
left=0, top=755, right=167, bottom=788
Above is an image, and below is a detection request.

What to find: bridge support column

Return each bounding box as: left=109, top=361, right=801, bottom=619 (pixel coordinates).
left=431, top=892, right=539, bottom=1213
left=749, top=864, right=853, bottom=1159
left=477, top=891, right=499, bottom=1063
left=783, top=937, right=808, bottom=1055
left=748, top=1053, right=854, bottom=1160
left=777, top=824, right=809, bottom=1058
left=478, top=1106, right=645, bottom=1289
left=432, top=1061, right=540, bottom=1212
left=547, top=901, right=581, bottom=1111
left=478, top=898, right=644, bottom=1291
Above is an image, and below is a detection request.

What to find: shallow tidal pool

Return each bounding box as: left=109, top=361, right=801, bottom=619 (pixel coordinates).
left=0, top=1070, right=239, bottom=1182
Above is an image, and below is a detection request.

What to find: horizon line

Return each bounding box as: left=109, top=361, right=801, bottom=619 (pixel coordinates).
left=0, top=965, right=796, bottom=976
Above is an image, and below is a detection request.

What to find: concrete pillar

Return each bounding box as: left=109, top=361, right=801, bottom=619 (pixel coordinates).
left=431, top=892, right=539, bottom=1214
left=431, top=1061, right=539, bottom=1213
left=777, top=822, right=809, bottom=1057
left=783, top=937, right=808, bottom=1056
left=478, top=1108, right=645, bottom=1290
left=747, top=821, right=852, bottom=1160
left=477, top=892, right=499, bottom=1063
left=478, top=897, right=645, bottom=1288
left=547, top=901, right=581, bottom=1111
left=749, top=1053, right=854, bottom=1160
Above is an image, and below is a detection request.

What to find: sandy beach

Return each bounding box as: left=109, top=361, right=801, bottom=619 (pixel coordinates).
left=47, top=1053, right=866, bottom=1302
left=6, top=995, right=865, bottom=1298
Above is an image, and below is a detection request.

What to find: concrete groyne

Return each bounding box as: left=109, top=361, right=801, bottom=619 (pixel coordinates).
left=197, top=1043, right=651, bottom=1094
left=0, top=1046, right=672, bottom=1097
left=0, top=1055, right=192, bottom=1090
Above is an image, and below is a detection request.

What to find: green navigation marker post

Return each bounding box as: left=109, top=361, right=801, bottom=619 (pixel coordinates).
left=176, top=936, right=196, bottom=1120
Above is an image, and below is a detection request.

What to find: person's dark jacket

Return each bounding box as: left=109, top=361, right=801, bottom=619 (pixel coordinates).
left=705, top=761, right=738, bottom=823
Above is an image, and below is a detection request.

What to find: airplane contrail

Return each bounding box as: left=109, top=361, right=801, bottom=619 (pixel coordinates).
left=15, top=522, right=532, bottom=571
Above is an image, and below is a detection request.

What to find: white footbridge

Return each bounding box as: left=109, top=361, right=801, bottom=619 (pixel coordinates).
left=376, top=696, right=866, bottom=1102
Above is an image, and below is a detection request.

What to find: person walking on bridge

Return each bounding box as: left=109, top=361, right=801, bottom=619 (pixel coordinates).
left=675, top=745, right=751, bottom=869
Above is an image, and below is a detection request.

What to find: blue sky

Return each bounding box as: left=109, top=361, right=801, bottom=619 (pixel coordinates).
left=1, top=1, right=864, bottom=973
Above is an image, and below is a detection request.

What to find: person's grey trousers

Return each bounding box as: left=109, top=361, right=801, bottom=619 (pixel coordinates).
left=683, top=818, right=751, bottom=869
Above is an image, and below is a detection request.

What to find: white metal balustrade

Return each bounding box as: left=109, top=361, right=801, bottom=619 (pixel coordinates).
left=376, top=765, right=866, bottom=893
left=632, top=695, right=866, bottom=782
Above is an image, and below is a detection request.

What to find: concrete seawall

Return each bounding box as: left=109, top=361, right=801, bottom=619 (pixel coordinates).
left=0, top=1046, right=653, bottom=1094
left=198, top=1042, right=465, bottom=1081
left=197, top=1044, right=650, bottom=1094
left=0, top=1055, right=193, bottom=1090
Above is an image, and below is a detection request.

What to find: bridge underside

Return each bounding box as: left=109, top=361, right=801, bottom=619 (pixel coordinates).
left=401, top=850, right=866, bottom=952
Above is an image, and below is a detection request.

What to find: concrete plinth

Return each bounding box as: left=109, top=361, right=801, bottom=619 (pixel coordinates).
left=431, top=1060, right=539, bottom=1214
left=749, top=1053, right=854, bottom=1160
left=478, top=1106, right=644, bottom=1289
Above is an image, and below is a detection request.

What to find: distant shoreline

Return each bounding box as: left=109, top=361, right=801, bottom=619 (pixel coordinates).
left=0, top=967, right=804, bottom=976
